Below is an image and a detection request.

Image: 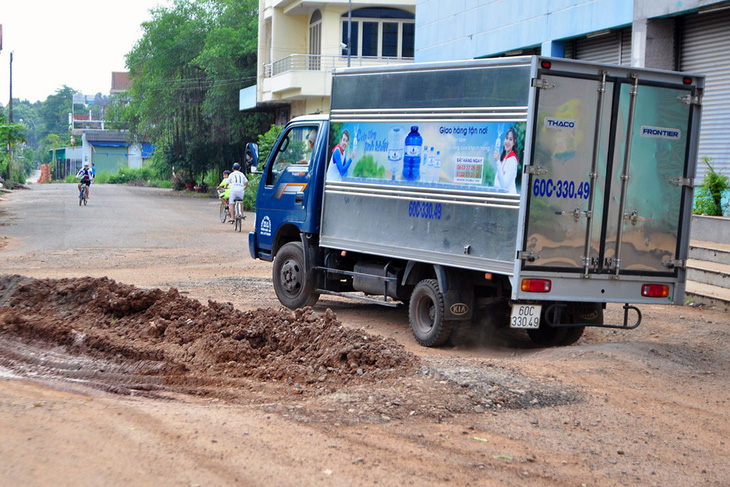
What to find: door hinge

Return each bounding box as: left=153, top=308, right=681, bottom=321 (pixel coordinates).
left=625, top=210, right=655, bottom=225
left=678, top=94, right=701, bottom=106
left=517, top=250, right=537, bottom=262
left=662, top=258, right=685, bottom=269
left=525, top=165, right=548, bottom=176
left=669, top=177, right=693, bottom=187
left=531, top=78, right=555, bottom=90
left=555, top=207, right=591, bottom=222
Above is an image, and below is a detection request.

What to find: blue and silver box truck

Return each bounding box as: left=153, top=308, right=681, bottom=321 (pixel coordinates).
left=248, top=56, right=704, bottom=347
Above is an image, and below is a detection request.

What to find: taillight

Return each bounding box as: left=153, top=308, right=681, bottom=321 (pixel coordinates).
left=521, top=279, right=551, bottom=293
left=541, top=60, right=552, bottom=70
left=641, top=284, right=670, bottom=298
left=682, top=76, right=693, bottom=85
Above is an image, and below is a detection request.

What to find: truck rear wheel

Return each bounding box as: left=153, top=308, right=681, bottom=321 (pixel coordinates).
left=527, top=302, right=602, bottom=346
left=273, top=242, right=320, bottom=309
left=409, top=279, right=453, bottom=347
left=562, top=302, right=603, bottom=345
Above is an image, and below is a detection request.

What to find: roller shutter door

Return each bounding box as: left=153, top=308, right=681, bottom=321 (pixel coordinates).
left=680, top=9, right=730, bottom=180
left=565, top=27, right=632, bottom=65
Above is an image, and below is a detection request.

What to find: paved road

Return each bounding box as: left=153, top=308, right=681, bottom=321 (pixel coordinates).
left=0, top=183, right=261, bottom=290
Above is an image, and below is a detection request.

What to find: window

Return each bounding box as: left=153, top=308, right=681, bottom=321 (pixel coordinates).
left=266, top=126, right=319, bottom=186
left=341, top=8, right=415, bottom=58
left=309, top=10, right=322, bottom=70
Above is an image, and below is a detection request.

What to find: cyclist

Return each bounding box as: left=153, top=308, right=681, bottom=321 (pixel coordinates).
left=75, top=163, right=94, bottom=200
left=227, top=163, right=248, bottom=224
left=217, top=170, right=231, bottom=205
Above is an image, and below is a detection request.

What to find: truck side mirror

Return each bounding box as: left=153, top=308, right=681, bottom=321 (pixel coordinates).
left=245, top=143, right=260, bottom=174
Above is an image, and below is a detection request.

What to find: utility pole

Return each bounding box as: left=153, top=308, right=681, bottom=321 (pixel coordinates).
left=8, top=51, right=13, bottom=181
left=347, top=0, right=352, bottom=67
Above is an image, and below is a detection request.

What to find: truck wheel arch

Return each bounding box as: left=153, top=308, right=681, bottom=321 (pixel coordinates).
left=403, top=263, right=474, bottom=321
left=272, top=223, right=303, bottom=257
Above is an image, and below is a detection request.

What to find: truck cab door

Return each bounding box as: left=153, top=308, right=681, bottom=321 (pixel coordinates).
left=523, top=68, right=696, bottom=278
left=254, top=123, right=321, bottom=255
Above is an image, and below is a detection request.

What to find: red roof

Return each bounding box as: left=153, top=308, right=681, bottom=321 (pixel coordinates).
left=111, top=72, right=131, bottom=94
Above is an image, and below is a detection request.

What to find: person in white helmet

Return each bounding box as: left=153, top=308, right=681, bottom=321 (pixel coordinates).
left=75, top=163, right=94, bottom=200
left=227, top=162, right=248, bottom=223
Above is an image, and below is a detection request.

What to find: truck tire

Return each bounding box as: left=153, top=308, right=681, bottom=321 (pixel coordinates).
left=526, top=324, right=566, bottom=346
left=273, top=242, right=320, bottom=310
left=409, top=279, right=453, bottom=347
left=526, top=303, right=568, bottom=346
left=527, top=302, right=602, bottom=346
left=561, top=302, right=603, bottom=346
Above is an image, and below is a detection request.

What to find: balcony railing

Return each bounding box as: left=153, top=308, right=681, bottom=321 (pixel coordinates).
left=264, top=54, right=414, bottom=78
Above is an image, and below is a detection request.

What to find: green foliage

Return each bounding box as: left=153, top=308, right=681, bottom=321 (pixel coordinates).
left=39, top=86, right=76, bottom=137
left=106, top=167, right=157, bottom=184
left=123, top=0, right=272, bottom=184
left=256, top=124, right=285, bottom=168
left=694, top=157, right=729, bottom=216
left=352, top=155, right=385, bottom=178
left=243, top=173, right=261, bottom=211
left=0, top=120, right=28, bottom=181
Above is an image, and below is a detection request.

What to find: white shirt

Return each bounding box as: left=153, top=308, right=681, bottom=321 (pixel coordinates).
left=227, top=170, right=248, bottom=191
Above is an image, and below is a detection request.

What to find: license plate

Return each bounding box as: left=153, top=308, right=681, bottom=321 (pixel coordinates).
left=510, top=304, right=542, bottom=329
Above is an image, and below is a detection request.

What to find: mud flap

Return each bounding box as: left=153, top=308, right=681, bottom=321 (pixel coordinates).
left=433, top=265, right=474, bottom=321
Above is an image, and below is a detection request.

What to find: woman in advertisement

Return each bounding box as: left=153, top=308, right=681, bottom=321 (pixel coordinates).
left=492, top=126, right=519, bottom=193
left=326, top=129, right=356, bottom=181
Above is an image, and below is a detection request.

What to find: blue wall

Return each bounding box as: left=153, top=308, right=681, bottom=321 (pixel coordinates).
left=415, top=0, right=634, bottom=62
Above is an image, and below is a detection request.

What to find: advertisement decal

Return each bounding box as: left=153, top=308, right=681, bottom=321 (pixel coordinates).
left=326, top=121, right=525, bottom=194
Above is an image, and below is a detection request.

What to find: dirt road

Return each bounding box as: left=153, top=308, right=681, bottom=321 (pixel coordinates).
left=1, top=184, right=728, bottom=486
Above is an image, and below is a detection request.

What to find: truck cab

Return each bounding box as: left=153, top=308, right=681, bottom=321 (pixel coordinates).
left=249, top=116, right=329, bottom=262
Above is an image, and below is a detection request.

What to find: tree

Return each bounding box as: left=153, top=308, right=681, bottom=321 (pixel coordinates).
left=123, top=0, right=272, bottom=184
left=39, top=86, right=75, bottom=138
left=0, top=113, right=27, bottom=181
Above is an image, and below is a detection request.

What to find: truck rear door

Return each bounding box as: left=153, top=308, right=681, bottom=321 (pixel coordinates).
left=521, top=60, right=700, bottom=299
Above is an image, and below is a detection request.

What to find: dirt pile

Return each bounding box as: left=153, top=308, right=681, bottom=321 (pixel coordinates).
left=0, top=275, right=417, bottom=395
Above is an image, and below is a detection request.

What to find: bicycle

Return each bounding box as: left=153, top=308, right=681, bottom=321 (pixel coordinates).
left=218, top=190, right=230, bottom=223
left=233, top=200, right=244, bottom=232
left=79, top=184, right=88, bottom=206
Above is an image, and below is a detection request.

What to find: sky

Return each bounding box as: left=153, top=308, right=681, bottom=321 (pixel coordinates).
left=1, top=0, right=170, bottom=104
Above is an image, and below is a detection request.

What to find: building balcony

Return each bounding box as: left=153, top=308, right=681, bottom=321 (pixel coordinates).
left=261, top=53, right=413, bottom=101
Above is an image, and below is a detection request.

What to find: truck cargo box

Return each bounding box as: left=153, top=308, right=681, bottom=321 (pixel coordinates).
left=321, top=57, right=702, bottom=306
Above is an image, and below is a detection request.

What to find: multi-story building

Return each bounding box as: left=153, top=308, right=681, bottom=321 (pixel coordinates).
left=240, top=0, right=416, bottom=122
left=415, top=0, right=730, bottom=180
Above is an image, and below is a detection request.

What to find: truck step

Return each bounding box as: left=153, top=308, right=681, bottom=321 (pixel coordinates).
left=689, top=240, right=730, bottom=266
left=686, top=258, right=730, bottom=289
left=685, top=281, right=730, bottom=312
left=317, top=289, right=400, bottom=307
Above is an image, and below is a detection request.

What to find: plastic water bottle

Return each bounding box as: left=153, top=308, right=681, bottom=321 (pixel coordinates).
left=402, top=126, right=422, bottom=182
left=387, top=127, right=404, bottom=180
left=433, top=151, right=441, bottom=183
left=425, top=147, right=435, bottom=183
left=420, top=146, right=429, bottom=181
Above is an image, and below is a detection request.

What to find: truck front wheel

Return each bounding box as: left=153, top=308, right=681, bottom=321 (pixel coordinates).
left=409, top=279, right=453, bottom=347
left=273, top=242, right=320, bottom=309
